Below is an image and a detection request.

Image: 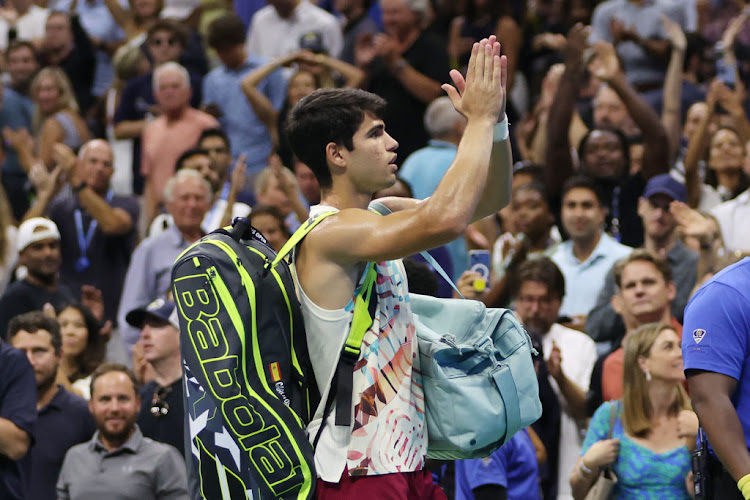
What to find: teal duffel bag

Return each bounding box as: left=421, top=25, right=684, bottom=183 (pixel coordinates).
left=410, top=292, right=542, bottom=460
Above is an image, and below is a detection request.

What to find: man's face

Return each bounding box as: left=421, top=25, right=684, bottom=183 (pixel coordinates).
left=638, top=193, right=677, bottom=241
left=511, top=188, right=551, bottom=241
left=581, top=130, right=627, bottom=181
left=593, top=86, right=630, bottom=130
left=293, top=160, right=320, bottom=204
left=336, top=112, right=399, bottom=194
left=166, top=177, right=211, bottom=231
left=199, top=136, right=232, bottom=181
left=154, top=70, right=191, bottom=113
left=44, top=13, right=72, bottom=51
left=182, top=154, right=219, bottom=192
left=89, top=371, right=140, bottom=445
left=147, top=29, right=184, bottom=66
left=514, top=280, right=561, bottom=335
left=7, top=45, right=39, bottom=88
left=380, top=0, right=419, bottom=37
left=80, top=141, right=114, bottom=193
left=561, top=187, right=606, bottom=241
left=19, top=237, right=62, bottom=282
left=613, top=260, right=675, bottom=325
left=11, top=329, right=59, bottom=391
left=139, top=319, right=180, bottom=365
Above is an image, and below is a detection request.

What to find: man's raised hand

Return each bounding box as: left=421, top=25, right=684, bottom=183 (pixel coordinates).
left=442, top=36, right=506, bottom=123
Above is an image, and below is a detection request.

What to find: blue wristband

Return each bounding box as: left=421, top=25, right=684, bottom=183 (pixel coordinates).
left=493, top=116, right=509, bottom=142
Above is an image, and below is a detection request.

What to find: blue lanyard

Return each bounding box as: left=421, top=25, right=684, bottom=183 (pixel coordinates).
left=611, top=186, right=621, bottom=243
left=74, top=190, right=113, bottom=259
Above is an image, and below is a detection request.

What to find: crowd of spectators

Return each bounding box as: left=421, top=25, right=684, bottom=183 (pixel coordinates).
left=0, top=0, right=749, bottom=499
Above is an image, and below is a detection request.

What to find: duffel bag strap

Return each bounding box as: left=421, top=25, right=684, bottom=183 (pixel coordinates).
left=492, top=365, right=522, bottom=444
left=334, top=262, right=378, bottom=426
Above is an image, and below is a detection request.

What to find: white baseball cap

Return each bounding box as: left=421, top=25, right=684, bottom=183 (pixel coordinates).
left=17, top=217, right=61, bottom=252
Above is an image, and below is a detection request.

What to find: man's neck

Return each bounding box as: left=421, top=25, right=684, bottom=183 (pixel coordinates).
left=643, top=231, right=676, bottom=257
left=320, top=188, right=371, bottom=212
left=623, top=308, right=672, bottom=342
left=99, top=427, right=135, bottom=452
left=45, top=45, right=72, bottom=65
left=24, top=273, right=57, bottom=291
left=572, top=231, right=601, bottom=262
left=151, top=355, right=182, bottom=388
left=178, top=226, right=205, bottom=243
left=37, top=381, right=60, bottom=410
left=163, top=106, right=188, bottom=123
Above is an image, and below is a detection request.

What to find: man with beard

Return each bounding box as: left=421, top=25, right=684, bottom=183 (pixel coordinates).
left=0, top=218, right=75, bottom=340
left=512, top=258, right=598, bottom=500
left=8, top=311, right=94, bottom=500
left=56, top=363, right=188, bottom=500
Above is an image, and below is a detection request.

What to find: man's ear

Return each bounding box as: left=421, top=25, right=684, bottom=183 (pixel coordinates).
left=637, top=197, right=647, bottom=218
left=326, top=142, right=347, bottom=170
left=612, top=294, right=624, bottom=314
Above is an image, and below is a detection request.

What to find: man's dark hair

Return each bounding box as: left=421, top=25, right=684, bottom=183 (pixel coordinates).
left=512, top=161, right=544, bottom=182
left=7, top=311, right=62, bottom=354
left=198, top=127, right=230, bottom=149
left=286, top=88, right=387, bottom=189
left=577, top=127, right=630, bottom=177
left=513, top=179, right=548, bottom=203
left=561, top=174, right=606, bottom=207
left=206, top=13, right=246, bottom=51
left=514, top=258, right=566, bottom=302
left=613, top=249, right=673, bottom=290
left=6, top=39, right=37, bottom=59
left=90, top=362, right=139, bottom=398
left=147, top=18, right=189, bottom=48
left=175, top=147, right=210, bottom=171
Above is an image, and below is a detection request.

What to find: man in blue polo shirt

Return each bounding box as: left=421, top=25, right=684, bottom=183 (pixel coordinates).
left=8, top=311, right=94, bottom=500
left=0, top=331, right=36, bottom=500
left=683, top=257, right=750, bottom=500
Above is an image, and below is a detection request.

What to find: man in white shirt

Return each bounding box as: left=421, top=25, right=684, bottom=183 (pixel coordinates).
left=245, top=0, right=343, bottom=61
left=513, top=257, right=598, bottom=500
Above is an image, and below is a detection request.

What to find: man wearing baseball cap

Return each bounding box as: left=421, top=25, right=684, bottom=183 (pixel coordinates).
left=587, top=173, right=700, bottom=348
left=127, top=298, right=185, bottom=456
left=0, top=218, right=75, bottom=339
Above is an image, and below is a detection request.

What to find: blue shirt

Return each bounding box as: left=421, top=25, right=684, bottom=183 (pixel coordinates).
left=117, top=224, right=196, bottom=350
left=22, top=386, right=95, bottom=500
left=0, top=87, right=33, bottom=177
left=202, top=56, right=286, bottom=175
left=455, top=429, right=540, bottom=500
left=0, top=340, right=37, bottom=500
left=551, top=232, right=632, bottom=317
left=399, top=140, right=468, bottom=280
left=682, top=257, right=750, bottom=453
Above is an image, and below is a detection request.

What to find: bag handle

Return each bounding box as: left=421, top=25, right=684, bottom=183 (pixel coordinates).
left=368, top=201, right=465, bottom=298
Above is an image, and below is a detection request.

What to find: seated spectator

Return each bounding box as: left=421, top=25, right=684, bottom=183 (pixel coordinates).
left=8, top=311, right=95, bottom=500
left=16, top=68, right=91, bottom=170
left=39, top=11, right=96, bottom=114
left=588, top=0, right=688, bottom=90
left=113, top=19, right=203, bottom=195
left=148, top=147, right=250, bottom=235
left=588, top=250, right=680, bottom=414
left=551, top=176, right=632, bottom=324
left=56, top=363, right=189, bottom=500
left=0, top=0, right=48, bottom=52
left=354, top=0, right=451, bottom=161
left=57, top=303, right=107, bottom=400
left=203, top=13, right=286, bottom=179
left=546, top=28, right=670, bottom=248
left=117, top=169, right=211, bottom=351
left=0, top=217, right=75, bottom=340
left=126, top=299, right=185, bottom=456
left=249, top=205, right=291, bottom=252
left=254, top=157, right=308, bottom=232
left=25, top=140, right=139, bottom=323
left=572, top=323, right=697, bottom=500
left=140, top=62, right=218, bottom=224
left=244, top=0, right=343, bottom=61
left=586, top=174, right=698, bottom=348
left=0, top=333, right=36, bottom=500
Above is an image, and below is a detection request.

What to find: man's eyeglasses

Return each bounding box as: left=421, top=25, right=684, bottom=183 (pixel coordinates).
left=150, top=385, right=172, bottom=418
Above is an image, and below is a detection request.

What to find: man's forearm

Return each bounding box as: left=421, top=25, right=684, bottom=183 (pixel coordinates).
left=545, top=66, right=582, bottom=196
left=473, top=122, right=512, bottom=221
left=554, top=373, right=588, bottom=421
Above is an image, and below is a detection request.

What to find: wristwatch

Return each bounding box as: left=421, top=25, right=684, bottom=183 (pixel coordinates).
left=72, top=181, right=87, bottom=193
